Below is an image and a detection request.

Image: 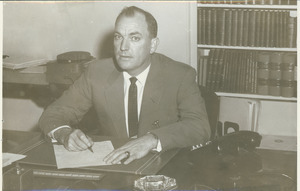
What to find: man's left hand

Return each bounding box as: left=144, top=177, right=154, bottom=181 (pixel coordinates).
left=103, top=133, right=158, bottom=165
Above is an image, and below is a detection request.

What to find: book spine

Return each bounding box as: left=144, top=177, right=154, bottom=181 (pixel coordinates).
left=287, top=11, right=297, bottom=48
left=248, top=10, right=256, bottom=47
left=206, top=49, right=215, bottom=91
left=211, top=49, right=221, bottom=91
left=242, top=9, right=250, bottom=46
left=217, top=9, right=226, bottom=45
left=265, top=10, right=271, bottom=47
left=211, top=9, right=217, bottom=45
left=231, top=9, right=238, bottom=46
left=269, top=10, right=275, bottom=47
left=224, top=9, right=232, bottom=46
left=260, top=10, right=266, bottom=47
left=283, top=10, right=288, bottom=47
left=206, top=9, right=212, bottom=45
left=215, top=50, right=225, bottom=91
left=237, top=9, right=244, bottom=46
left=278, top=10, right=284, bottom=47
left=197, top=9, right=202, bottom=44
left=202, top=9, right=207, bottom=44
left=254, top=9, right=261, bottom=47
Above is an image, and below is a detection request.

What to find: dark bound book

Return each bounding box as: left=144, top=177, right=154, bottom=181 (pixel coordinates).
left=278, top=10, right=284, bottom=47
left=211, top=9, right=218, bottom=45
left=223, top=50, right=232, bottom=92
left=215, top=49, right=225, bottom=91
left=197, top=9, right=203, bottom=44
left=206, top=9, right=212, bottom=45
left=224, top=9, right=232, bottom=46
left=242, top=9, right=250, bottom=46
left=231, top=9, right=239, bottom=46
left=249, top=10, right=256, bottom=47
left=237, top=9, right=245, bottom=46
left=217, top=9, right=226, bottom=45
left=254, top=10, right=261, bottom=47
left=197, top=49, right=209, bottom=87
left=282, top=10, right=289, bottom=47
left=287, top=12, right=297, bottom=48
left=269, top=10, right=275, bottom=47
left=274, top=10, right=280, bottom=47
left=206, top=49, right=216, bottom=91
left=202, top=8, right=207, bottom=44
left=265, top=10, right=271, bottom=47
left=210, top=49, right=221, bottom=91
left=261, top=10, right=267, bottom=47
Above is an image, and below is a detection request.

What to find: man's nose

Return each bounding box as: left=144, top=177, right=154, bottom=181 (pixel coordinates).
left=120, top=39, right=129, bottom=51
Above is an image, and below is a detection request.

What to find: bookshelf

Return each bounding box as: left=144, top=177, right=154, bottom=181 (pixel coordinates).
left=197, top=2, right=297, bottom=101
left=197, top=4, right=297, bottom=9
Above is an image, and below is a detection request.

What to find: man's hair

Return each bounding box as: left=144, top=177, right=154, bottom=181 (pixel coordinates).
left=115, top=6, right=158, bottom=38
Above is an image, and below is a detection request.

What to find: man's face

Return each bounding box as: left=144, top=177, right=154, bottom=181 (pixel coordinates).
left=114, top=13, right=155, bottom=76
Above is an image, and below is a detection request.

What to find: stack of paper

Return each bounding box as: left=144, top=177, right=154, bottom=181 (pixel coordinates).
left=3, top=153, right=26, bottom=167
left=3, top=56, right=48, bottom=70
left=53, top=141, right=114, bottom=169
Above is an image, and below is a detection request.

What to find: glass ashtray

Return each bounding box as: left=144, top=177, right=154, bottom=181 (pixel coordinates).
left=134, top=175, right=177, bottom=191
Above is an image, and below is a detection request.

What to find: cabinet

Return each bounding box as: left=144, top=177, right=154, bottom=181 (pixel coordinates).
left=196, top=1, right=297, bottom=144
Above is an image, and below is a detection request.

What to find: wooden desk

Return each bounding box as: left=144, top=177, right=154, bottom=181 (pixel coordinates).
left=2, top=130, right=297, bottom=191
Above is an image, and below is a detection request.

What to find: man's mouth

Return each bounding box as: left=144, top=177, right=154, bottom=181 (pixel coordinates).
left=119, top=55, right=132, bottom=59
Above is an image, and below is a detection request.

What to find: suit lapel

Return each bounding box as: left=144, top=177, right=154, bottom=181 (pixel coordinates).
left=139, top=55, right=165, bottom=135
left=104, top=69, right=128, bottom=138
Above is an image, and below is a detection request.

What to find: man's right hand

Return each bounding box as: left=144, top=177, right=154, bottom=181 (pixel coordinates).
left=54, top=128, right=93, bottom=151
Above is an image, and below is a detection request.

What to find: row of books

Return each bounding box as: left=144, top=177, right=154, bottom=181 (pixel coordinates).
left=256, top=51, right=297, bottom=97
left=198, top=49, right=258, bottom=93
left=257, top=79, right=296, bottom=97
left=197, top=8, right=297, bottom=48
left=197, top=0, right=297, bottom=5
left=198, top=49, right=297, bottom=96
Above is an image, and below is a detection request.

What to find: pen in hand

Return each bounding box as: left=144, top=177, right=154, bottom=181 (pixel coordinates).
left=85, top=134, right=94, bottom=153
left=88, top=146, right=94, bottom=153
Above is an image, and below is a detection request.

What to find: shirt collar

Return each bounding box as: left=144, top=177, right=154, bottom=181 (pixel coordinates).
left=123, top=64, right=151, bottom=85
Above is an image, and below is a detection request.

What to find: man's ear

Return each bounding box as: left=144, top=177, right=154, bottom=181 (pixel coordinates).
left=150, top=38, right=160, bottom=54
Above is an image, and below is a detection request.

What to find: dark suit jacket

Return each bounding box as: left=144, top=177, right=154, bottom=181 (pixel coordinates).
left=39, top=53, right=210, bottom=150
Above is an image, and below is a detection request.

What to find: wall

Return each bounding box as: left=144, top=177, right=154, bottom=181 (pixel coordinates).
left=2, top=1, right=196, bottom=131
left=3, top=1, right=195, bottom=64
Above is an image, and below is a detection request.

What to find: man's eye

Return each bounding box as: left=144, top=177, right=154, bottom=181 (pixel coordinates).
left=114, top=35, right=122, bottom=40
left=131, top=36, right=140, bottom=41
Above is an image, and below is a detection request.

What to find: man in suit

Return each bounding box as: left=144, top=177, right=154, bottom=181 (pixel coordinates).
left=39, top=6, right=210, bottom=165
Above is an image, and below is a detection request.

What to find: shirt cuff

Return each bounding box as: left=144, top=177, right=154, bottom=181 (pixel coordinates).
left=154, top=140, right=162, bottom=152
left=147, top=132, right=162, bottom=152
left=48, top=125, right=71, bottom=143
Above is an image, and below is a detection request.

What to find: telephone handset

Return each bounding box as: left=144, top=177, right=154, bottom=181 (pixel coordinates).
left=191, top=130, right=262, bottom=155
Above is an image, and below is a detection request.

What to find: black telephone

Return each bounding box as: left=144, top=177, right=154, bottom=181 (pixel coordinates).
left=191, top=130, right=262, bottom=154
left=189, top=131, right=263, bottom=177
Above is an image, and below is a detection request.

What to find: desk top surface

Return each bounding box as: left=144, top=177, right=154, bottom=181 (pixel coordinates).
left=2, top=130, right=297, bottom=190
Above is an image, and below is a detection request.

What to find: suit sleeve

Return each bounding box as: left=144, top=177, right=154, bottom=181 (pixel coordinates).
left=38, top=67, right=93, bottom=135
left=150, top=68, right=211, bottom=150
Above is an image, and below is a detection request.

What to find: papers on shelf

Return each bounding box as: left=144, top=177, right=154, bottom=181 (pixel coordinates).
left=19, top=65, right=47, bottom=73
left=53, top=141, right=114, bottom=169
left=3, top=153, right=26, bottom=167
left=3, top=56, right=48, bottom=70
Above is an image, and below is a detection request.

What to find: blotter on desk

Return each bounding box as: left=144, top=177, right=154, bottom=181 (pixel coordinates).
left=17, top=136, right=179, bottom=175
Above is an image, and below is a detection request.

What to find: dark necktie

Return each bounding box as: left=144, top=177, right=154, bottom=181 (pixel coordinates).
left=128, top=77, right=138, bottom=137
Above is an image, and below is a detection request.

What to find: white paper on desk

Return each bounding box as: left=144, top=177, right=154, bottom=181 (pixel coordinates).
left=53, top=141, right=114, bottom=169
left=2, top=153, right=26, bottom=167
